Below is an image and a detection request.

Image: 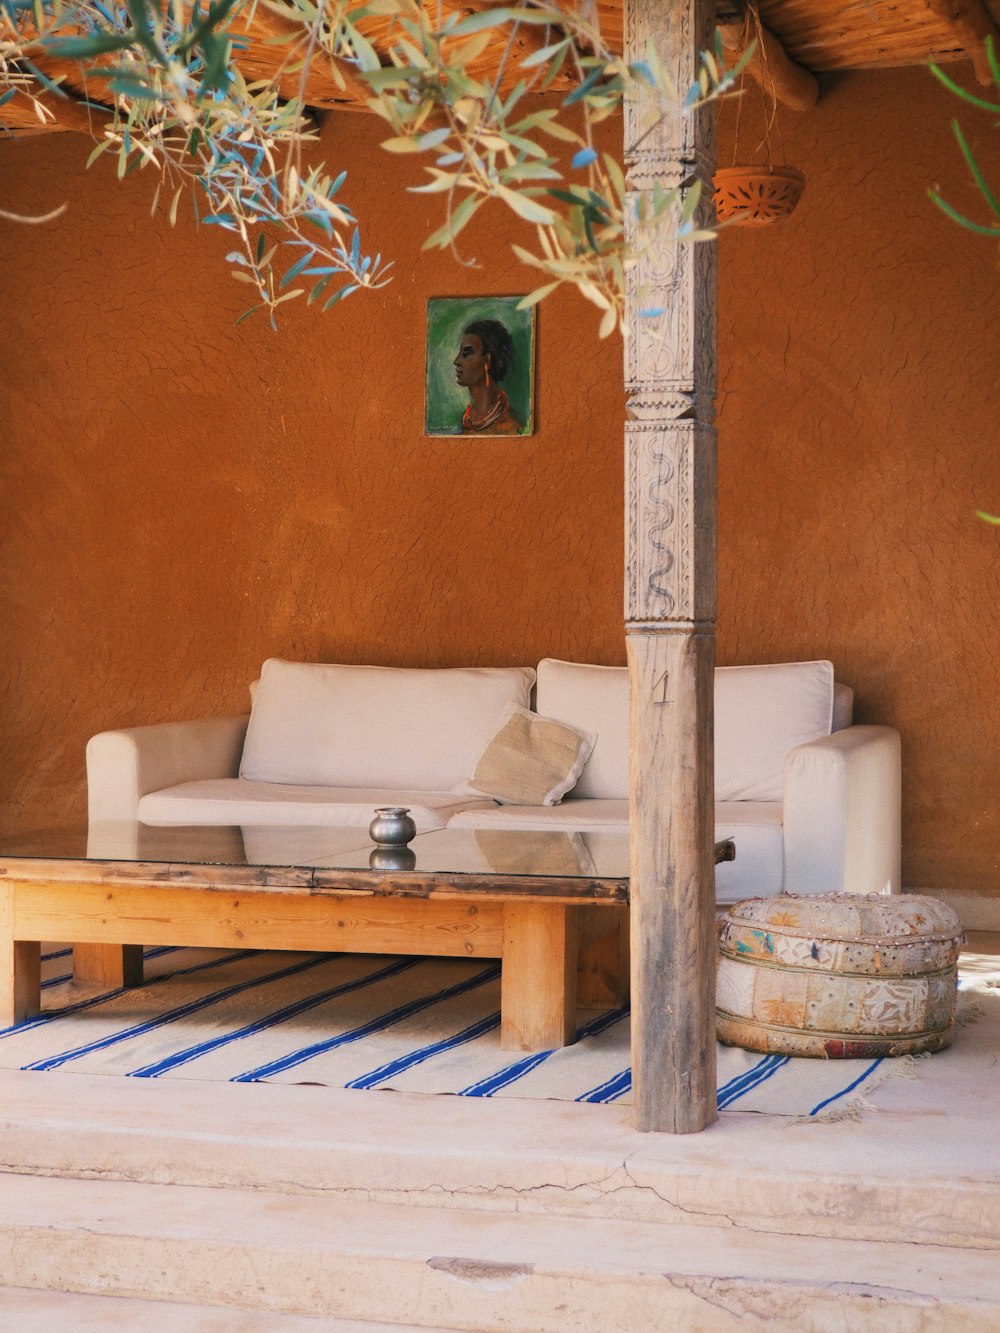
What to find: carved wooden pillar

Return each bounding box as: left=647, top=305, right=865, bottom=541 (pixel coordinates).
left=624, top=0, right=718, bottom=1133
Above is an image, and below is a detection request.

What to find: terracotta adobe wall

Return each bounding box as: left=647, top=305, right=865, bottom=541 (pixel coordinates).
left=0, top=65, right=997, bottom=892
left=715, top=68, right=1000, bottom=893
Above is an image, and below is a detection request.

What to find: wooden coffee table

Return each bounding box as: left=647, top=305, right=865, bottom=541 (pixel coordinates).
left=0, top=825, right=734, bottom=1052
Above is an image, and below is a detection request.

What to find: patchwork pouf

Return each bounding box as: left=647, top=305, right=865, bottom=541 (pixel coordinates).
left=716, top=893, right=965, bottom=1058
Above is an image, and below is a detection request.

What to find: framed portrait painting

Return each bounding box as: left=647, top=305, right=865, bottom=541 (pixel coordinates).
left=425, top=296, right=535, bottom=437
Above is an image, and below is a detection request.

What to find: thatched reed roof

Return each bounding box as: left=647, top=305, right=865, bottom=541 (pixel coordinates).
left=3, top=0, right=997, bottom=134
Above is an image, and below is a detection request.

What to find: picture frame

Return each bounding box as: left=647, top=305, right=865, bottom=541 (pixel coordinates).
left=425, top=296, right=535, bottom=437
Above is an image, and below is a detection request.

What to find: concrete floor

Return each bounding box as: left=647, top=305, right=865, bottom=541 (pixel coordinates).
left=0, top=934, right=996, bottom=1328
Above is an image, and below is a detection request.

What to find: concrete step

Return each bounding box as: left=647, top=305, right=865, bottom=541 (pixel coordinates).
left=0, top=1287, right=463, bottom=1331
left=1, top=1069, right=998, bottom=1251
left=1, top=1172, right=999, bottom=1332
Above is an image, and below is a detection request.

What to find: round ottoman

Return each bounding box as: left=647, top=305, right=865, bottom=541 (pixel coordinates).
left=716, top=893, right=965, bottom=1058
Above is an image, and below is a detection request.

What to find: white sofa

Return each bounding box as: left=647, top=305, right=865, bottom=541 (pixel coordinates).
left=87, top=657, right=902, bottom=902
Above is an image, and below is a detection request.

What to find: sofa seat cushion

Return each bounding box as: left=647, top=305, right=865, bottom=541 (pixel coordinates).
left=239, top=660, right=535, bottom=791
left=448, top=798, right=631, bottom=831
left=449, top=798, right=785, bottom=902
left=714, top=801, right=785, bottom=903
left=138, top=780, right=493, bottom=830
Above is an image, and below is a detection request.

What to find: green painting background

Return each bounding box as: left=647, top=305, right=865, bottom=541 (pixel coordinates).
left=425, top=297, right=534, bottom=436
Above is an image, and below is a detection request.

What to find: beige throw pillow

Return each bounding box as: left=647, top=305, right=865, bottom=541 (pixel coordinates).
left=464, top=703, right=596, bottom=807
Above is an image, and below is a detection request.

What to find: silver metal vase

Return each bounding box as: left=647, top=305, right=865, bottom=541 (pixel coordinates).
left=369, top=806, right=417, bottom=848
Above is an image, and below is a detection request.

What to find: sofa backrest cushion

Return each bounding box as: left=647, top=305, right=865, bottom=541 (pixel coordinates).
left=535, top=658, right=835, bottom=801
left=541, top=658, right=626, bottom=794
left=832, top=682, right=854, bottom=732
left=714, top=661, right=834, bottom=799
left=240, top=659, right=536, bottom=791
left=535, top=660, right=630, bottom=800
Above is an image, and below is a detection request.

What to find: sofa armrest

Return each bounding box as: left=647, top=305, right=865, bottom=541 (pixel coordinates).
left=783, top=725, right=901, bottom=895
left=86, top=715, right=250, bottom=823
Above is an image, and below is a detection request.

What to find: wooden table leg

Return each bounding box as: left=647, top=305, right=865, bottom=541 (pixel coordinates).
left=74, top=944, right=144, bottom=988
left=500, top=902, right=578, bottom=1051
left=577, top=905, right=630, bottom=1008
left=0, top=886, right=41, bottom=1027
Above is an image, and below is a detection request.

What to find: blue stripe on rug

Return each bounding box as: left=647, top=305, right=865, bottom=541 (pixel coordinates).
left=0, top=949, right=263, bottom=1041
left=717, top=1054, right=791, bottom=1108
left=576, top=1055, right=794, bottom=1109
left=577, top=1068, right=631, bottom=1103
left=578, top=1052, right=865, bottom=1111
left=127, top=957, right=422, bottom=1078
left=346, top=1011, right=502, bottom=1090
left=573, top=1054, right=792, bottom=1110
left=21, top=952, right=340, bottom=1071
left=460, top=1006, right=630, bottom=1099
left=461, top=1048, right=551, bottom=1098
left=41, top=945, right=181, bottom=990
left=234, top=962, right=503, bottom=1083
left=809, top=1059, right=882, bottom=1116
left=41, top=947, right=72, bottom=962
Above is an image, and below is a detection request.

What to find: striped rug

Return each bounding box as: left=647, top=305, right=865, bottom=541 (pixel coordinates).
left=0, top=944, right=937, bottom=1117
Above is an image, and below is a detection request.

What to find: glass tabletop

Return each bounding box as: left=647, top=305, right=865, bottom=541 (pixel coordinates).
left=0, top=822, right=632, bottom=882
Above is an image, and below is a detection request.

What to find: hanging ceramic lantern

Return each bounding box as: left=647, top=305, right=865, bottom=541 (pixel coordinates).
left=714, top=2, right=806, bottom=226
left=713, top=164, right=806, bottom=225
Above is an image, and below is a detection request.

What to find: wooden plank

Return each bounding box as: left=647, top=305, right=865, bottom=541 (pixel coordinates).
left=0, top=885, right=41, bottom=1027
left=0, top=859, right=629, bottom=904
left=499, top=902, right=577, bottom=1051
left=624, top=0, right=718, bottom=1134
left=13, top=881, right=505, bottom=959
left=757, top=0, right=966, bottom=70
left=73, top=943, right=144, bottom=987
left=229, top=2, right=373, bottom=107
left=0, top=859, right=318, bottom=892
left=311, top=870, right=628, bottom=904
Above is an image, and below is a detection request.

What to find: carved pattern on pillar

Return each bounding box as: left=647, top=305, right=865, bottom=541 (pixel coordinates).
left=626, top=420, right=716, bottom=624
left=624, top=197, right=718, bottom=431
left=623, top=0, right=714, bottom=170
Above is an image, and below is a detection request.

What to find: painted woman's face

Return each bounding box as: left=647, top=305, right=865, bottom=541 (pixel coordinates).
left=453, top=332, right=488, bottom=389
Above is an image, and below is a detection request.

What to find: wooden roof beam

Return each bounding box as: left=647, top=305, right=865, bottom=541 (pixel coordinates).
left=0, top=70, right=113, bottom=135
left=719, top=16, right=820, bottom=111
left=0, top=13, right=114, bottom=134
left=35, top=90, right=112, bottom=133
left=239, top=0, right=570, bottom=107
left=230, top=3, right=373, bottom=108
left=449, top=0, right=579, bottom=78
left=926, top=0, right=1000, bottom=85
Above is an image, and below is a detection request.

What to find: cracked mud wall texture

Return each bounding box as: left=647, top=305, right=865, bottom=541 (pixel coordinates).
left=714, top=67, right=1000, bottom=893
left=1, top=65, right=998, bottom=892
